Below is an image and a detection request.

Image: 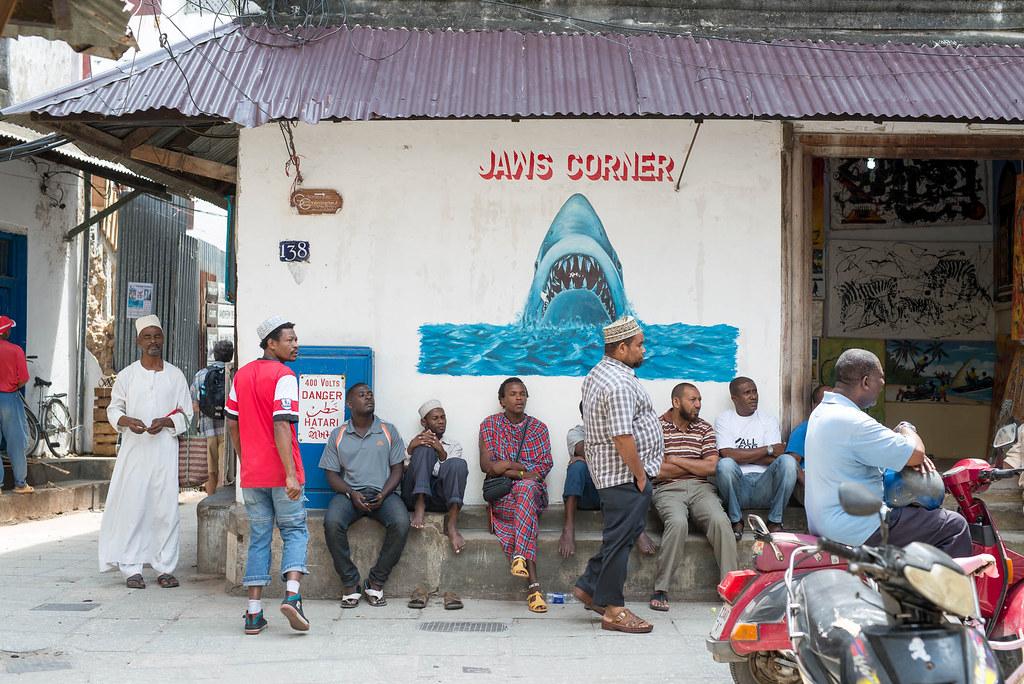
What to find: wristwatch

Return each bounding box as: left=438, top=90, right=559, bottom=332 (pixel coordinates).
left=766, top=445, right=774, bottom=457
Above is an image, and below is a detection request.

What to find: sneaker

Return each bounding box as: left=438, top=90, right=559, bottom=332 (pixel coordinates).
left=13, top=484, right=34, bottom=494
left=280, top=594, right=310, bottom=632
left=244, top=610, right=267, bottom=635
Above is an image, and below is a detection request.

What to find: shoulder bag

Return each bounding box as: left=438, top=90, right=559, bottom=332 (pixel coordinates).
left=482, top=417, right=532, bottom=503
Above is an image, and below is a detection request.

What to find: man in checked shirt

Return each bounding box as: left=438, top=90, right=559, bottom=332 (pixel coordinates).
left=573, top=316, right=664, bottom=635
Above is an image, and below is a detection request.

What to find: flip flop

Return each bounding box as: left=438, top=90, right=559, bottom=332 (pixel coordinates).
left=408, top=586, right=430, bottom=609
left=510, top=555, right=528, bottom=578
left=602, top=608, right=653, bottom=634
left=156, top=574, right=179, bottom=588
left=649, top=591, right=670, bottom=612
left=341, top=591, right=361, bottom=609
left=526, top=583, right=547, bottom=614
left=442, top=592, right=464, bottom=610
left=363, top=579, right=387, bottom=607
left=571, top=586, right=606, bottom=616
left=125, top=574, right=145, bottom=589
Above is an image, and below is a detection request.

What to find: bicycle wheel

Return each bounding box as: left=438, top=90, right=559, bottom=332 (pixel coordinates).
left=42, top=399, right=74, bottom=457
left=24, top=405, right=41, bottom=456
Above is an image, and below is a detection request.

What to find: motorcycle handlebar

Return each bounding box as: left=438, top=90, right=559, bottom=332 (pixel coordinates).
left=818, top=537, right=872, bottom=564
left=982, top=468, right=1024, bottom=481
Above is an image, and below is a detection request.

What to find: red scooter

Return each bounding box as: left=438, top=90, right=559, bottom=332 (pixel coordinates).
left=708, top=423, right=1024, bottom=683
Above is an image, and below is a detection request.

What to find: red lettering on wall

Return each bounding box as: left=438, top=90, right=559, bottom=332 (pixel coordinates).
left=567, top=153, right=584, bottom=181
left=480, top=150, right=675, bottom=182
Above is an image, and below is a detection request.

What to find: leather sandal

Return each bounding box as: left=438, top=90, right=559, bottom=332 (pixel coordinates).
left=408, top=586, right=430, bottom=609
left=510, top=555, right=528, bottom=578
left=649, top=591, right=669, bottom=612
left=363, top=579, right=387, bottom=607
left=571, top=586, right=605, bottom=615
left=341, top=589, right=361, bottom=609
left=156, top=574, right=179, bottom=588
left=602, top=608, right=653, bottom=634
left=442, top=592, right=464, bottom=610
left=125, top=574, right=145, bottom=589
left=526, top=583, right=547, bottom=614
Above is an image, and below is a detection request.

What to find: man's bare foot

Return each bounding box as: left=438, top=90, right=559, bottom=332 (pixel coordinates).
left=559, top=528, right=576, bottom=558
left=410, top=509, right=426, bottom=529
left=447, top=526, right=465, bottom=554
left=637, top=532, right=657, bottom=556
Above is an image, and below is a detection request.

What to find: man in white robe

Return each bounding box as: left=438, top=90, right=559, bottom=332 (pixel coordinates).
left=99, top=315, right=193, bottom=588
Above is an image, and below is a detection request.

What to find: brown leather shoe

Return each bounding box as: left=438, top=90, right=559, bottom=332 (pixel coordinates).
left=732, top=521, right=744, bottom=541
left=767, top=522, right=785, bottom=534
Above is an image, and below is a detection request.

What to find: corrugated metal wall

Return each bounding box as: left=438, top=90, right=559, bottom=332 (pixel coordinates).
left=114, top=195, right=225, bottom=382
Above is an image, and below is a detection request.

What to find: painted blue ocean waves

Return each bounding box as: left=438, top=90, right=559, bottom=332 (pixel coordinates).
left=417, top=321, right=738, bottom=381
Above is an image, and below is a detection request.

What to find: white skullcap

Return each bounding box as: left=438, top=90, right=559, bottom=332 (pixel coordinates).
left=418, top=399, right=443, bottom=419
left=257, top=315, right=292, bottom=343
left=603, top=315, right=641, bottom=344
left=135, top=315, right=162, bottom=335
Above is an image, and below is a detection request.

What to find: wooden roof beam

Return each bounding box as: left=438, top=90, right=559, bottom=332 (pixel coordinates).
left=130, top=144, right=237, bottom=184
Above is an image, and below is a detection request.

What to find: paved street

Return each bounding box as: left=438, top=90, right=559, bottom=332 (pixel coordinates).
left=0, top=495, right=733, bottom=683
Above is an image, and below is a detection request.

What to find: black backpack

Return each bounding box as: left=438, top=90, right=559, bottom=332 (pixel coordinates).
left=199, top=366, right=225, bottom=419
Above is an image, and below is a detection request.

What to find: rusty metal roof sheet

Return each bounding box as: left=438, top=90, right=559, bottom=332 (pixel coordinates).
left=6, top=22, right=1024, bottom=125
left=1, top=0, right=135, bottom=59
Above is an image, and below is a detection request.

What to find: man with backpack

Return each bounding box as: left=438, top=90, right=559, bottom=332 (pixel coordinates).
left=191, top=339, right=233, bottom=496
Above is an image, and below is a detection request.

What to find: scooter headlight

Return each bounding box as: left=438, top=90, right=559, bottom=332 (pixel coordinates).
left=903, top=564, right=978, bottom=618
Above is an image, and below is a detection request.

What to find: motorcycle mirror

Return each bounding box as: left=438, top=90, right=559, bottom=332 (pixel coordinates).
left=839, top=482, right=885, bottom=517
left=993, top=423, right=1018, bottom=449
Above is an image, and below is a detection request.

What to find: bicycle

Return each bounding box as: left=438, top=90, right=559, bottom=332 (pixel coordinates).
left=21, top=356, right=76, bottom=457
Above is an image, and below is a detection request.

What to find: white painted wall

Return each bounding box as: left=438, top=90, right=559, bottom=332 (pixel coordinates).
left=3, top=35, right=80, bottom=104
left=236, top=119, right=784, bottom=502
left=0, top=157, right=83, bottom=435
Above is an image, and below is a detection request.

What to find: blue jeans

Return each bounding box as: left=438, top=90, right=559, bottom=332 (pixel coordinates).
left=0, top=391, right=28, bottom=487
left=715, top=454, right=798, bottom=525
left=562, top=459, right=601, bottom=510
left=242, top=487, right=309, bottom=587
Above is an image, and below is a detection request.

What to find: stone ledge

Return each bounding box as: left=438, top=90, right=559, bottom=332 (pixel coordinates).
left=0, top=479, right=109, bottom=524
left=224, top=504, right=753, bottom=601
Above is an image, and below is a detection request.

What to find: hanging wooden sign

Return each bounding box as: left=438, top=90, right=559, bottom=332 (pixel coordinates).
left=290, top=188, right=343, bottom=215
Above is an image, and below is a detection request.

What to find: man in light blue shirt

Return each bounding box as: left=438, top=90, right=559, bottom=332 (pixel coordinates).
left=805, top=349, right=970, bottom=556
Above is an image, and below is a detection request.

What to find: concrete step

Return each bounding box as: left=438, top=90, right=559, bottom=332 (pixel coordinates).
left=25, top=456, right=115, bottom=486
left=0, top=478, right=109, bottom=524
left=455, top=502, right=808, bottom=533
left=220, top=492, right=1024, bottom=603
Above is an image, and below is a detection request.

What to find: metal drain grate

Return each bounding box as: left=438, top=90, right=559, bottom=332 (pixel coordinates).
left=31, top=603, right=99, bottom=612
left=6, top=658, right=72, bottom=675
left=419, top=621, right=508, bottom=633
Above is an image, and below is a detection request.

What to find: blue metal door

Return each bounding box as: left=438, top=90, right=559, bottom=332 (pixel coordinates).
left=0, top=232, right=28, bottom=350
left=287, top=345, right=373, bottom=509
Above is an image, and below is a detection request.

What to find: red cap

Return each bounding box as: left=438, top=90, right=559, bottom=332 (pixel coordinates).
left=0, top=316, right=15, bottom=334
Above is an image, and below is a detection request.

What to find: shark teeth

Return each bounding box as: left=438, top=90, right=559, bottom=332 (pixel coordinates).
left=542, top=253, right=616, bottom=319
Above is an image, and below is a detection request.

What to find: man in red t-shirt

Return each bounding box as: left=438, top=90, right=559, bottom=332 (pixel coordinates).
left=0, top=315, right=32, bottom=493
left=226, top=315, right=309, bottom=635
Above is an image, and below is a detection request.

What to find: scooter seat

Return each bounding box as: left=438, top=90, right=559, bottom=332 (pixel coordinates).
left=954, top=553, right=998, bottom=577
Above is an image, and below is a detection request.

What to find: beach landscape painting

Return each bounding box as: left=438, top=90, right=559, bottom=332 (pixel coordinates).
left=885, top=339, right=996, bottom=404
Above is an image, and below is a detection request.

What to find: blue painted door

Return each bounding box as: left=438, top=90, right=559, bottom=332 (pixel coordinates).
left=0, top=232, right=28, bottom=351
left=287, top=345, right=373, bottom=509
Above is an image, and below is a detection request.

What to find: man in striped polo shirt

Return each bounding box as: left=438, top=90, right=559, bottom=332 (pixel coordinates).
left=649, top=383, right=736, bottom=612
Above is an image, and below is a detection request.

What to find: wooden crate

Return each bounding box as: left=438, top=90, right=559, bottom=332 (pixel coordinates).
left=93, top=443, right=117, bottom=456
left=94, top=387, right=112, bottom=398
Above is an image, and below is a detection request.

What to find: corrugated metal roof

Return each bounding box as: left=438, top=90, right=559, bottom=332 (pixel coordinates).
left=0, top=122, right=142, bottom=178
left=7, top=22, right=1024, bottom=125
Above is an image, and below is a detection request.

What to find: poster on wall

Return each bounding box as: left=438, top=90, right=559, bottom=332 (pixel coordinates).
left=126, top=281, right=154, bottom=319
left=829, top=158, right=990, bottom=230
left=885, top=340, right=995, bottom=405
left=818, top=337, right=885, bottom=422
left=826, top=240, right=994, bottom=340
left=1013, top=175, right=1024, bottom=340
left=417, top=193, right=739, bottom=380
left=298, top=374, right=345, bottom=443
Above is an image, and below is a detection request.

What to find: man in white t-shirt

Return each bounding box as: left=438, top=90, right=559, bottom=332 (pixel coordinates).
left=714, top=377, right=797, bottom=539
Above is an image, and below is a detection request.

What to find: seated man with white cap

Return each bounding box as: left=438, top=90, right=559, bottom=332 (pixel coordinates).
left=403, top=399, right=468, bottom=610
left=0, top=315, right=32, bottom=493
left=100, top=315, right=193, bottom=590
left=403, top=400, right=468, bottom=550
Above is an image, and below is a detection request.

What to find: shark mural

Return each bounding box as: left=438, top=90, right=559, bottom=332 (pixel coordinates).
left=418, top=194, right=739, bottom=380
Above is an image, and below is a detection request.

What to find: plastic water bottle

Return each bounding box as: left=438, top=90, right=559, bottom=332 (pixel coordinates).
left=546, top=592, right=566, bottom=604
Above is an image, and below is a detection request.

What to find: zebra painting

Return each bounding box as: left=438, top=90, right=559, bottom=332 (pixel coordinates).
left=827, top=240, right=993, bottom=340
left=925, top=256, right=993, bottom=305
left=837, top=277, right=898, bottom=328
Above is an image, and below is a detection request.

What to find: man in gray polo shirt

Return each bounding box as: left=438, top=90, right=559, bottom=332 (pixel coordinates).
left=320, top=383, right=409, bottom=608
